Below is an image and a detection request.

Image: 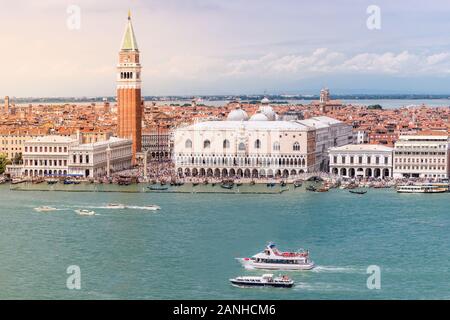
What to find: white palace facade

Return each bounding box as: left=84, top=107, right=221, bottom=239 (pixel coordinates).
left=173, top=100, right=352, bottom=179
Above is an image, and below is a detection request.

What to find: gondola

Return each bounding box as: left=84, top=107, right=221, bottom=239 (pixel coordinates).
left=293, top=181, right=302, bottom=188
left=221, top=183, right=234, bottom=190
left=349, top=190, right=367, bottom=195
left=148, top=185, right=169, bottom=191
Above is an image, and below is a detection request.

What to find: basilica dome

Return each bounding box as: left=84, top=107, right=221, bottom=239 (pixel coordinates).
left=227, top=108, right=249, bottom=121
left=249, top=112, right=269, bottom=121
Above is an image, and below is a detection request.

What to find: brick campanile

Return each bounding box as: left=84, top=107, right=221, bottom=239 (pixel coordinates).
left=117, top=11, right=142, bottom=162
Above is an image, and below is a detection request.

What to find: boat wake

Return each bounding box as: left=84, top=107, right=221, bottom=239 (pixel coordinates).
left=312, top=266, right=364, bottom=273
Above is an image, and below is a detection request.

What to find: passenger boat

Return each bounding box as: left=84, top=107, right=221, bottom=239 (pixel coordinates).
left=237, top=242, right=315, bottom=271
left=396, top=184, right=448, bottom=193
left=75, top=209, right=95, bottom=216
left=230, top=274, right=294, bottom=288
left=11, top=178, right=26, bottom=185
left=34, top=206, right=57, bottom=212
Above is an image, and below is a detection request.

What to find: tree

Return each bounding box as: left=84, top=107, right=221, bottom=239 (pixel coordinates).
left=12, top=152, right=22, bottom=165
left=0, top=154, right=11, bottom=175
left=368, top=104, right=383, bottom=110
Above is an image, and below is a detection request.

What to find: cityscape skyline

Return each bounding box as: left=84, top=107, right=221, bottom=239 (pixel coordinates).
left=3, top=0, right=450, bottom=97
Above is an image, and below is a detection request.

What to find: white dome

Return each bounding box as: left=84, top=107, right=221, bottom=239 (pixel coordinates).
left=259, top=105, right=277, bottom=121
left=249, top=112, right=269, bottom=121
left=227, top=108, right=249, bottom=121
left=261, top=97, right=270, bottom=104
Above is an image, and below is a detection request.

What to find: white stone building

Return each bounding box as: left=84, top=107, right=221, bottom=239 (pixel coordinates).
left=329, top=144, right=393, bottom=179
left=393, top=132, right=450, bottom=179
left=68, top=137, right=133, bottom=178
left=20, top=135, right=132, bottom=178
left=298, top=116, right=354, bottom=172
left=174, top=102, right=319, bottom=178
left=22, top=136, right=77, bottom=177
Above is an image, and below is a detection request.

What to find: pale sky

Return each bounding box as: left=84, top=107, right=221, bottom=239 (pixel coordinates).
left=2, top=0, right=450, bottom=97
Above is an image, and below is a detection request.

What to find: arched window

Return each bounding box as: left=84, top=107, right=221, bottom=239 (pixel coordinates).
left=273, top=141, right=280, bottom=151
left=185, top=139, right=192, bottom=148
left=203, top=140, right=211, bottom=149
left=254, top=139, right=261, bottom=149
left=293, top=142, right=300, bottom=151
left=223, top=139, right=230, bottom=149
left=238, top=142, right=246, bottom=151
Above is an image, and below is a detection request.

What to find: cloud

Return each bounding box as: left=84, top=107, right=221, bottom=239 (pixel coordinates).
left=144, top=48, right=450, bottom=81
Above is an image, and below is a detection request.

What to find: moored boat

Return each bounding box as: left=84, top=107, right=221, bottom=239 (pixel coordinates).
left=148, top=185, right=169, bottom=191
left=230, top=274, right=294, bottom=288
left=349, top=190, right=367, bottom=195
left=237, top=242, right=315, bottom=271
left=396, top=184, right=448, bottom=193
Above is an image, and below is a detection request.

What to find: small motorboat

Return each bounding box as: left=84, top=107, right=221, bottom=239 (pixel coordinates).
left=46, top=179, right=58, bottom=185
left=106, top=203, right=126, bottom=209
left=306, top=185, right=316, bottom=192
left=34, top=206, right=57, bottom=212
left=236, top=182, right=243, bottom=187
left=250, top=180, right=256, bottom=186
left=266, top=182, right=276, bottom=188
left=192, top=182, right=199, bottom=186
left=75, top=209, right=95, bottom=216
left=144, top=205, right=161, bottom=211
left=230, top=274, right=294, bottom=288
left=63, top=180, right=74, bottom=185
left=349, top=190, right=367, bottom=195
left=293, top=181, right=302, bottom=188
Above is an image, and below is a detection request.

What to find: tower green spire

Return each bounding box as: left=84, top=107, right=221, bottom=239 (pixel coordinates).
left=121, top=12, right=138, bottom=51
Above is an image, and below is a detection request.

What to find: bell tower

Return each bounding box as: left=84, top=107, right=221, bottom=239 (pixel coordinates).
left=117, top=10, right=142, bottom=162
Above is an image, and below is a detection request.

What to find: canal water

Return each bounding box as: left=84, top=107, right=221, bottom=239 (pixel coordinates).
left=0, top=184, right=449, bottom=299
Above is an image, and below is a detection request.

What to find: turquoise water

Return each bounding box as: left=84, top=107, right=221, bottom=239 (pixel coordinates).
left=0, top=184, right=449, bottom=299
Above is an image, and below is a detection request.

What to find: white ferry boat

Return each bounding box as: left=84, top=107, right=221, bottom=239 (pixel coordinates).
left=34, top=206, right=57, bottom=212
left=237, top=242, right=315, bottom=271
left=396, top=184, right=448, bottom=193
left=230, top=274, right=294, bottom=288
left=75, top=209, right=96, bottom=216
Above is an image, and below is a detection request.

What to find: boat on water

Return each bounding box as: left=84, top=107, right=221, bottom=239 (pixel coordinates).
left=192, top=182, right=199, bottom=186
left=221, top=183, right=234, bottom=190
left=250, top=180, right=256, bottom=185
left=34, top=206, right=57, bottom=212
left=144, top=205, right=161, bottom=210
left=280, top=181, right=287, bottom=187
left=75, top=209, right=95, bottom=216
left=349, top=190, right=367, bottom=195
left=148, top=185, right=169, bottom=191
left=316, top=187, right=329, bottom=192
left=11, top=178, right=26, bottom=185
left=46, top=179, right=58, bottom=185
left=237, top=242, right=315, bottom=271
left=106, top=203, right=126, bottom=209
left=266, top=182, right=276, bottom=188
left=396, top=184, right=448, bottom=194
left=306, top=185, right=316, bottom=192
left=230, top=274, right=294, bottom=288
left=293, top=180, right=302, bottom=188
